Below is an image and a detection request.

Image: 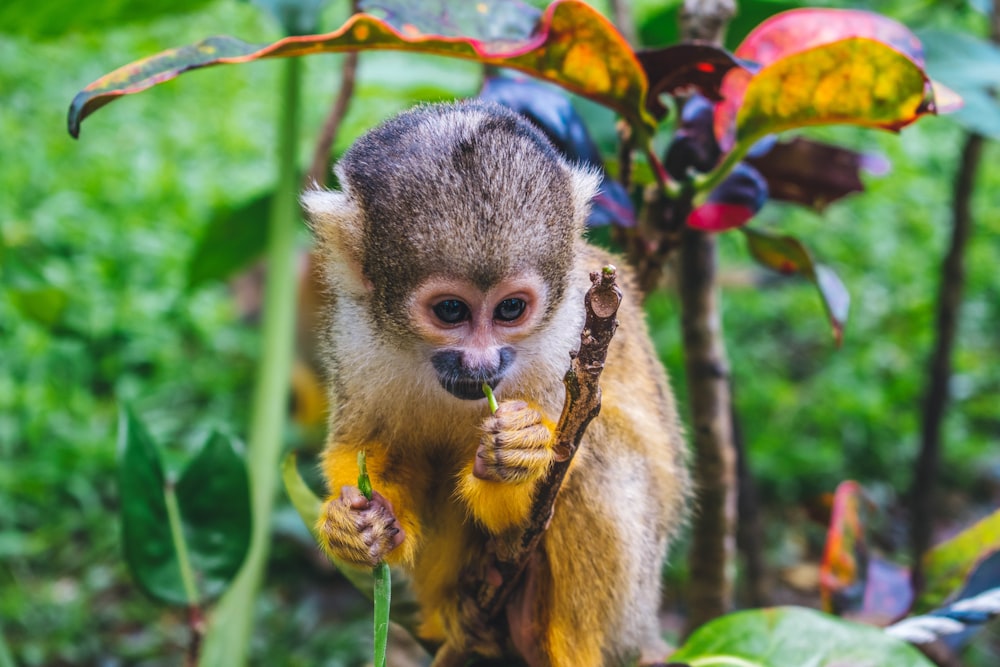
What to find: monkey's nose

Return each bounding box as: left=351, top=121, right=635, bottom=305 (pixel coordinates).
left=431, top=347, right=516, bottom=400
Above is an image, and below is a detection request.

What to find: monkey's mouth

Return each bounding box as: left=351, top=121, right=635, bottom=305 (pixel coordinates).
left=438, top=377, right=500, bottom=401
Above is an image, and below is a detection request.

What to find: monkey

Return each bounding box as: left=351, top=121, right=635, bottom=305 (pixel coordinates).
left=302, top=100, right=689, bottom=667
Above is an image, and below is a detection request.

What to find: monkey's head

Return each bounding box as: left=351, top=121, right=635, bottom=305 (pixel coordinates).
left=303, top=101, right=599, bottom=403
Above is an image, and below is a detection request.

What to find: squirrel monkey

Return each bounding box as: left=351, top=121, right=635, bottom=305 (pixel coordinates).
left=302, top=101, right=689, bottom=667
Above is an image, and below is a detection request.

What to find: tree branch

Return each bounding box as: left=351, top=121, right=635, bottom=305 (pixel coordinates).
left=433, top=266, right=623, bottom=666
left=305, top=51, right=358, bottom=187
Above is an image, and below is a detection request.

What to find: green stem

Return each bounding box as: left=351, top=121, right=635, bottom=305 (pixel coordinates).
left=0, top=627, right=15, bottom=667
left=691, top=139, right=752, bottom=206
left=689, top=656, right=759, bottom=667
left=481, top=382, right=498, bottom=414
left=199, top=56, right=302, bottom=667
left=164, top=484, right=200, bottom=606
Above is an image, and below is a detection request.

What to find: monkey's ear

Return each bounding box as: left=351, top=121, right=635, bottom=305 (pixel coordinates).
left=301, top=188, right=368, bottom=290
left=568, top=166, right=602, bottom=230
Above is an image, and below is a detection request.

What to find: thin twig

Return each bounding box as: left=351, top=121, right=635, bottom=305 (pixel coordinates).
left=305, top=50, right=359, bottom=188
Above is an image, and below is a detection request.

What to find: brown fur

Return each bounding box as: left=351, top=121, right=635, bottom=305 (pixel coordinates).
left=303, top=101, right=689, bottom=666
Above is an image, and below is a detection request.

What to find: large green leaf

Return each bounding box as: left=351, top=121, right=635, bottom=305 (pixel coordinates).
left=186, top=193, right=271, bottom=291
left=916, top=508, right=1000, bottom=613
left=68, top=0, right=654, bottom=140
left=742, top=228, right=849, bottom=344
left=670, top=606, right=934, bottom=666
left=118, top=408, right=251, bottom=606
left=917, top=28, right=1000, bottom=140
left=0, top=0, right=214, bottom=40
left=174, top=432, right=252, bottom=602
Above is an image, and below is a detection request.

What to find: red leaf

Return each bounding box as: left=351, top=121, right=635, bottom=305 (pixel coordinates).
left=687, top=202, right=754, bottom=232
left=747, top=137, right=884, bottom=211
left=635, top=44, right=747, bottom=118
left=713, top=9, right=954, bottom=151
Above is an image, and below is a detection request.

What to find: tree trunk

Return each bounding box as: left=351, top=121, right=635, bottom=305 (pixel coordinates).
left=677, top=0, right=739, bottom=636
left=909, top=0, right=996, bottom=575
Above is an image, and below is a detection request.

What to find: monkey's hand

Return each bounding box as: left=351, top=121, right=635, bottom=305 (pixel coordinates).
left=458, top=400, right=555, bottom=533
left=317, top=486, right=405, bottom=568
left=475, top=400, right=555, bottom=484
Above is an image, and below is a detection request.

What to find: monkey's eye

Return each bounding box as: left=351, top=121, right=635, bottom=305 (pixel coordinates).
left=433, top=299, right=470, bottom=324
left=494, top=298, right=527, bottom=323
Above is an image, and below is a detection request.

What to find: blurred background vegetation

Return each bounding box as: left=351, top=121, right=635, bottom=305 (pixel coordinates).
left=1, top=0, right=998, bottom=664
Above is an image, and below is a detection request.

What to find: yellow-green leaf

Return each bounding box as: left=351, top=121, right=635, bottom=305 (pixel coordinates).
left=736, top=37, right=929, bottom=146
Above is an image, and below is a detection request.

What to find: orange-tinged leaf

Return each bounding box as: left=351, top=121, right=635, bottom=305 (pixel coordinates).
left=743, top=228, right=850, bottom=344
left=68, top=0, right=654, bottom=139
left=735, top=38, right=928, bottom=146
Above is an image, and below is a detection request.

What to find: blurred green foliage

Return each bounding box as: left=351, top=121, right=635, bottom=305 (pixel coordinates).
left=1, top=0, right=998, bottom=664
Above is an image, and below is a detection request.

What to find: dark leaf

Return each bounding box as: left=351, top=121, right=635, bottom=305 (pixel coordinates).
left=939, top=551, right=1000, bottom=651
left=118, top=407, right=187, bottom=606
left=664, top=94, right=721, bottom=181
left=635, top=44, right=747, bottom=118
left=747, top=137, right=885, bottom=211
left=670, top=606, right=934, bottom=666
left=479, top=75, right=635, bottom=227
left=917, top=507, right=1000, bottom=613
left=174, top=432, right=252, bottom=602
left=118, top=408, right=251, bottom=606
left=742, top=228, right=850, bottom=344
left=187, top=193, right=271, bottom=291
left=687, top=163, right=767, bottom=232
left=68, top=0, right=655, bottom=141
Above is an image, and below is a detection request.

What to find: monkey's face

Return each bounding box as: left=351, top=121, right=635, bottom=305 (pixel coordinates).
left=408, top=273, right=549, bottom=401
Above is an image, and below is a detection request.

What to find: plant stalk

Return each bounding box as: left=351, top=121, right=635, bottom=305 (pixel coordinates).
left=199, top=56, right=302, bottom=667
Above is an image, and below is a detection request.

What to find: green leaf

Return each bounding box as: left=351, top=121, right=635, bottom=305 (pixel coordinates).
left=118, top=406, right=187, bottom=606
left=916, top=508, right=1000, bottom=613
left=917, top=28, right=1000, bottom=140
left=0, top=0, right=215, bottom=40
left=742, top=228, right=850, bottom=345
left=7, top=287, right=69, bottom=328
left=68, top=0, right=654, bottom=141
left=118, top=408, right=251, bottom=606
left=186, top=193, right=271, bottom=291
left=174, top=432, right=252, bottom=602
left=373, top=561, right=391, bottom=667
left=670, top=606, right=934, bottom=666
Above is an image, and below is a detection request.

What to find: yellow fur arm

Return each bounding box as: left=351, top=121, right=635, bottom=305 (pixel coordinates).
left=457, top=400, right=556, bottom=533
left=456, top=461, right=539, bottom=533
left=317, top=443, right=422, bottom=567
